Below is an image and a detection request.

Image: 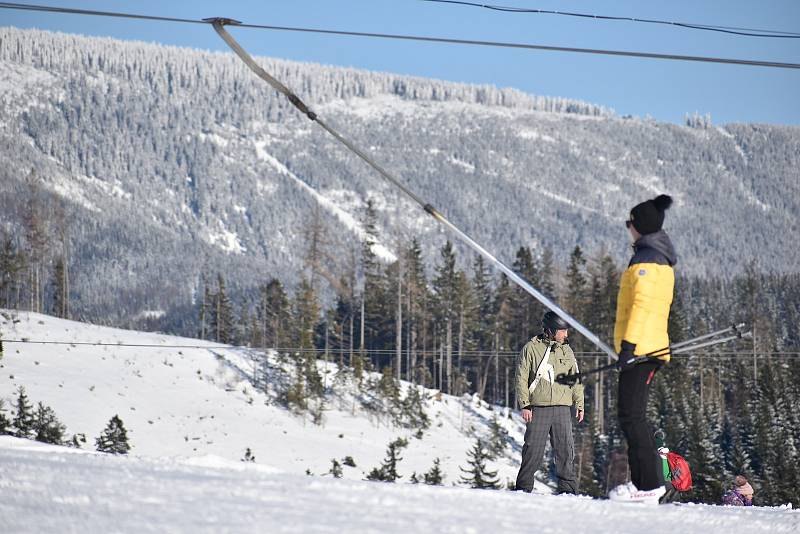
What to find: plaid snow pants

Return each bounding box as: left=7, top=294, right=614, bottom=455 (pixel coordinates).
left=515, top=405, right=577, bottom=494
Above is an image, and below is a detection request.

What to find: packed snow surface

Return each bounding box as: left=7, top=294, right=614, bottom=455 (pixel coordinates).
left=1, top=437, right=797, bottom=533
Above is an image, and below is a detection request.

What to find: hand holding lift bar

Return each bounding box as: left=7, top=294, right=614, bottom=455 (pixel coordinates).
left=556, top=324, right=752, bottom=385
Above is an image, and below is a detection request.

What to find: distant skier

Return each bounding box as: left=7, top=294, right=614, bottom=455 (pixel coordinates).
left=608, top=195, right=676, bottom=504
left=514, top=311, right=584, bottom=495
left=722, top=475, right=754, bottom=506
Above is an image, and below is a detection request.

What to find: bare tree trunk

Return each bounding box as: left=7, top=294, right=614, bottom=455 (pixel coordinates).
left=410, top=322, right=417, bottom=384
left=753, top=326, right=757, bottom=385
left=477, top=345, right=497, bottom=401
left=349, top=313, right=354, bottom=366
left=200, top=285, right=207, bottom=340
left=396, top=268, right=402, bottom=381
left=339, top=321, right=345, bottom=369
left=494, top=332, right=499, bottom=404
left=273, top=314, right=279, bottom=351
left=261, top=288, right=267, bottom=349
left=405, top=302, right=411, bottom=382
left=457, top=309, right=464, bottom=395
left=504, top=365, right=509, bottom=408
left=699, top=362, right=704, bottom=412
left=446, top=319, right=452, bottom=395
left=324, top=322, right=329, bottom=389
left=431, top=328, right=437, bottom=390
left=63, top=243, right=69, bottom=319
left=216, top=292, right=221, bottom=343
left=439, top=337, right=444, bottom=392
left=360, top=298, right=365, bottom=359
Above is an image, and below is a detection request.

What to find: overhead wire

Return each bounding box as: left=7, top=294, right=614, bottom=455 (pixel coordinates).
left=2, top=338, right=797, bottom=359
left=1, top=2, right=799, bottom=69
left=419, top=0, right=800, bottom=39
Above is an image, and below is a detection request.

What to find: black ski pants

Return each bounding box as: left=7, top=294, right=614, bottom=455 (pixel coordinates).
left=516, top=405, right=577, bottom=494
left=618, top=360, right=664, bottom=491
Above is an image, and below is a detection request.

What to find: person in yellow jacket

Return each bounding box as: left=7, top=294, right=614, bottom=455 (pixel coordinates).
left=608, top=194, right=677, bottom=504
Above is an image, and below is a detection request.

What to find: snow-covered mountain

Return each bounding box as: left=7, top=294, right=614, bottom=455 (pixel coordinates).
left=1, top=27, right=798, bottom=327
left=0, top=310, right=525, bottom=486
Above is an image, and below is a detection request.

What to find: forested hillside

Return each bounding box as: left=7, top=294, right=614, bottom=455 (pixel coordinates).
left=0, top=27, right=798, bottom=331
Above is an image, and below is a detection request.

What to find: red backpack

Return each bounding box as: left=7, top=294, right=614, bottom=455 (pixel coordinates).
left=666, top=451, right=693, bottom=492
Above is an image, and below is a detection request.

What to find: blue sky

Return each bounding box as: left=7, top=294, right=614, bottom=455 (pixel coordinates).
left=4, top=0, right=799, bottom=125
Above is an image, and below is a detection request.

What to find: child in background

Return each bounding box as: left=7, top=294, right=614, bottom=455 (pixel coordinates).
left=722, top=475, right=754, bottom=506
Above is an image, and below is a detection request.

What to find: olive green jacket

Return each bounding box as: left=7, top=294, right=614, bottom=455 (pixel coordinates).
left=514, top=335, right=584, bottom=411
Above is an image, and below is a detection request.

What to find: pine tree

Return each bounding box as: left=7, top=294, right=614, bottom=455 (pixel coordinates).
left=360, top=198, right=388, bottom=358
left=539, top=246, right=557, bottom=301
left=0, top=399, right=11, bottom=435
left=0, top=235, right=25, bottom=309
left=198, top=275, right=211, bottom=340
left=423, top=457, right=444, bottom=485
left=572, top=416, right=601, bottom=497
left=292, top=278, right=320, bottom=350
left=50, top=257, right=67, bottom=318
left=13, top=386, right=35, bottom=439
left=682, top=394, right=725, bottom=502
left=303, top=205, right=334, bottom=294
left=471, top=255, right=497, bottom=400
left=432, top=241, right=459, bottom=394
left=403, top=238, right=428, bottom=383
left=211, top=274, right=234, bottom=344
left=376, top=366, right=401, bottom=408
left=328, top=458, right=343, bottom=478
left=32, top=402, right=66, bottom=445
left=95, top=415, right=131, bottom=455
left=492, top=274, right=515, bottom=406
left=509, top=246, right=541, bottom=344
left=399, top=385, right=430, bottom=430
left=486, top=416, right=509, bottom=459
left=453, top=269, right=476, bottom=396
left=285, top=361, right=309, bottom=413
left=261, top=278, right=290, bottom=350
left=366, top=437, right=408, bottom=482
left=459, top=438, right=500, bottom=489
left=564, top=246, right=587, bottom=351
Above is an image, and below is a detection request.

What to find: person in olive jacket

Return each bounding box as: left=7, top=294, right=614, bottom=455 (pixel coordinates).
left=609, top=194, right=676, bottom=504
left=515, top=311, right=584, bottom=494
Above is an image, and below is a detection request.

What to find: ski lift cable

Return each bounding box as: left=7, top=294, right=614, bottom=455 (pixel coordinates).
left=2, top=339, right=796, bottom=358
left=0, top=327, right=766, bottom=354
left=418, top=0, right=800, bottom=39
left=208, top=18, right=620, bottom=360
left=1, top=3, right=800, bottom=69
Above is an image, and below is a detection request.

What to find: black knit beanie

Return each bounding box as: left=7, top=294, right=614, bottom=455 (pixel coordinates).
left=629, top=194, right=673, bottom=235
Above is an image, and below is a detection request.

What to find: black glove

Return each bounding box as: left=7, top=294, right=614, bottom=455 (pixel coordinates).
left=617, top=340, right=637, bottom=371
left=556, top=372, right=581, bottom=386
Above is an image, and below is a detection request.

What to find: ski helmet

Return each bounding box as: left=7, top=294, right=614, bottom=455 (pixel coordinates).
left=542, top=311, right=569, bottom=337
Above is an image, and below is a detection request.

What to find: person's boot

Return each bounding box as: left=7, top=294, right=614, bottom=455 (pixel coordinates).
left=608, top=482, right=666, bottom=504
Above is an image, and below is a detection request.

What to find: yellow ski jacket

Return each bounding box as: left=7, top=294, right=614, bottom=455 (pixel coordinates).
left=614, top=230, right=677, bottom=361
